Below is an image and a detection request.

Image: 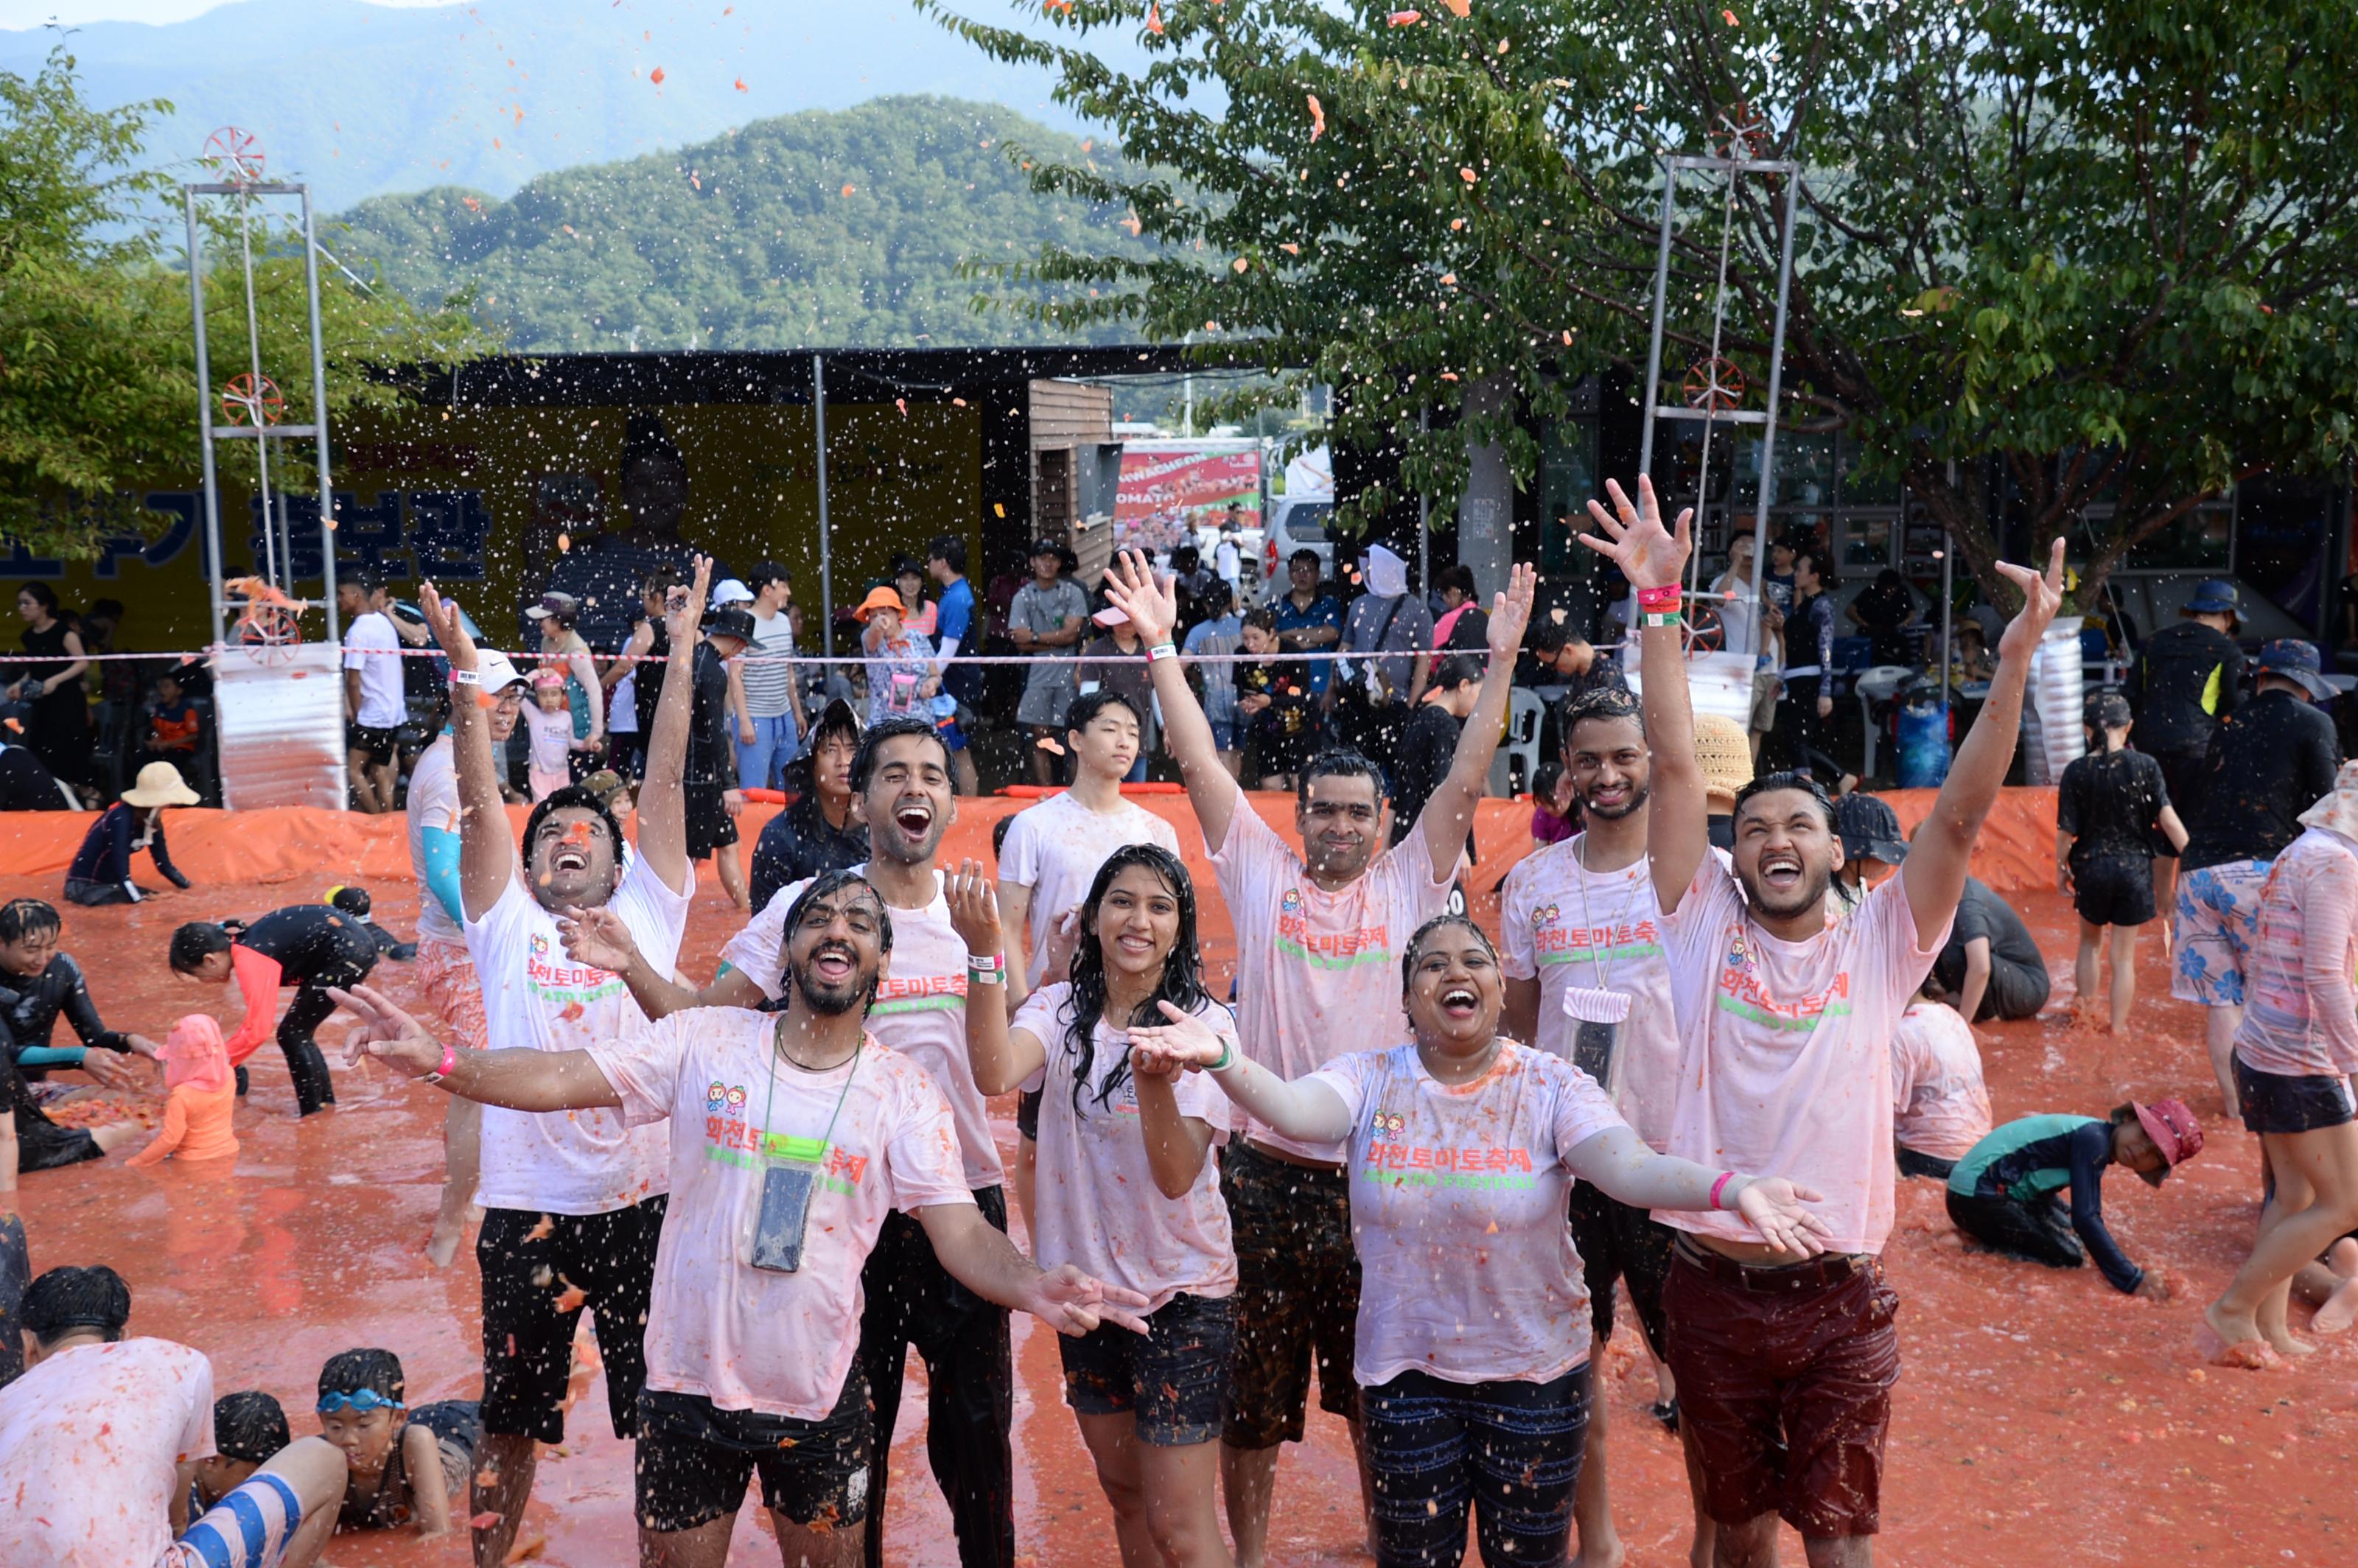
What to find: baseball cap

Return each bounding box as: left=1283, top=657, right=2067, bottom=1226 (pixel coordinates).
left=523, top=591, right=579, bottom=623
left=2130, top=1098, right=2203, bottom=1187
left=2254, top=639, right=2335, bottom=701
left=475, top=649, right=527, bottom=693
left=1029, top=537, right=1063, bottom=559
left=1830, top=791, right=1908, bottom=866
left=709, top=578, right=754, bottom=609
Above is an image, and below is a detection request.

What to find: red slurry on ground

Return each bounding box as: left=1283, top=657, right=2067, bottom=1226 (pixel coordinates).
left=6, top=866, right=2355, bottom=1566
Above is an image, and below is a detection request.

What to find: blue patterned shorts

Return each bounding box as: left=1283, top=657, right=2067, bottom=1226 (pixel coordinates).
left=2171, top=860, right=2272, bottom=1008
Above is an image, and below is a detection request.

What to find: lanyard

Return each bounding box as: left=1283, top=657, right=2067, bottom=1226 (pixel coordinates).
left=760, top=1014, right=862, bottom=1167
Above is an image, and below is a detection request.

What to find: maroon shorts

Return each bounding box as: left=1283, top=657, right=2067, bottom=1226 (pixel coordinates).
left=1662, top=1239, right=1900, bottom=1538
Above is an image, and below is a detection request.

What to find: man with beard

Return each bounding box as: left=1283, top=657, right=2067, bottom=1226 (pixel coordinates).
left=329, top=872, right=1146, bottom=1568
left=559, top=718, right=1022, bottom=1568
left=410, top=562, right=704, bottom=1568
left=1500, top=682, right=1713, bottom=1568
left=1099, top=547, right=1533, bottom=1568
left=1579, top=475, right=2063, bottom=1568
left=406, top=647, right=531, bottom=1269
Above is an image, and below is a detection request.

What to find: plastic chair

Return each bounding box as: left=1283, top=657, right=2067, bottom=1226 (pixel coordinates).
left=1853, top=665, right=1916, bottom=782
left=1492, top=687, right=1547, bottom=798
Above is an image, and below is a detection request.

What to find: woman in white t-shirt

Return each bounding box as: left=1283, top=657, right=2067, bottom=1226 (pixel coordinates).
left=949, top=844, right=1234, bottom=1568
left=1130, top=913, right=1828, bottom=1568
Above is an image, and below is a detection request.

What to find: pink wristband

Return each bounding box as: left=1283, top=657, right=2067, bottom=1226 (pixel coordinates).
left=423, top=1042, right=456, bottom=1084
left=1636, top=584, right=1682, bottom=612
left=1709, top=1172, right=1735, bottom=1211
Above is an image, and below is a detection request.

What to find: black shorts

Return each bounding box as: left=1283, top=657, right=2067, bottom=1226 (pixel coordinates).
left=634, top=1373, right=872, bottom=1534
left=2236, top=1057, right=2357, bottom=1135
left=1566, top=1180, right=1675, bottom=1356
left=478, top=1196, right=667, bottom=1443
left=1220, top=1141, right=1361, bottom=1446
left=2071, top=853, right=2156, bottom=927
left=1894, top=1144, right=1958, bottom=1182
left=18, top=1120, right=102, bottom=1173
left=1060, top=1291, right=1234, bottom=1446
left=1015, top=1086, right=1042, bottom=1141
left=346, top=724, right=399, bottom=766
left=683, top=781, right=739, bottom=860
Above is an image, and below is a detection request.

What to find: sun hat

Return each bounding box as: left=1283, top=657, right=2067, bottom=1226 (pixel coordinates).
left=578, top=769, right=630, bottom=809
left=1693, top=713, right=1754, bottom=813
left=158, top=1013, right=231, bottom=1094
left=2253, top=639, right=2335, bottom=702
left=853, top=586, right=907, bottom=623
left=1831, top=791, right=1909, bottom=866
left=120, top=760, right=200, bottom=809
left=2129, top=1098, right=2203, bottom=1188
left=523, top=591, right=580, bottom=623
left=2183, top=579, right=2240, bottom=620
left=704, top=606, right=757, bottom=645
left=2298, top=758, right=2358, bottom=841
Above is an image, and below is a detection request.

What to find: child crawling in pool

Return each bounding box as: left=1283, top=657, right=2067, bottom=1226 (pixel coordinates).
left=315, top=1348, right=481, bottom=1539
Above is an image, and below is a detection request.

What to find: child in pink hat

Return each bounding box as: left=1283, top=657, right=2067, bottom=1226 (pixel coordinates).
left=126, top=1015, right=239, bottom=1167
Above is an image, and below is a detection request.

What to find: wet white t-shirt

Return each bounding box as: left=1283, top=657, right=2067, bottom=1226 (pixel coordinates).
left=1211, top=785, right=1458, bottom=1161
left=1015, top=984, right=1236, bottom=1311
left=591, top=1011, right=973, bottom=1419
left=1307, top=1041, right=1626, bottom=1386
left=464, top=850, right=689, bottom=1214
left=1656, top=861, right=1948, bottom=1255
left=1500, top=836, right=1682, bottom=1149
left=405, top=735, right=463, bottom=947
left=996, top=791, right=1183, bottom=990
left=721, top=865, right=1004, bottom=1190
left=0, top=1337, right=214, bottom=1568
left=1889, top=1000, right=1993, bottom=1160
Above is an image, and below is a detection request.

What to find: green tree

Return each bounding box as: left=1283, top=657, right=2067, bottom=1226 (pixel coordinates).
left=932, top=0, right=2358, bottom=603
left=0, top=46, right=497, bottom=561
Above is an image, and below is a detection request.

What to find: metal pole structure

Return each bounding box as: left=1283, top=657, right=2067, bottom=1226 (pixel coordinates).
left=234, top=192, right=277, bottom=589
left=1744, top=167, right=1805, bottom=660
left=186, top=191, right=227, bottom=652
left=1636, top=170, right=1679, bottom=483
left=813, top=353, right=833, bottom=657
left=1417, top=405, right=1431, bottom=595
left=302, top=187, right=340, bottom=643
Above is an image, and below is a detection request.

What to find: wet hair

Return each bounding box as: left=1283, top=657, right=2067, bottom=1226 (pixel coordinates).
left=0, top=897, right=60, bottom=946
left=169, top=922, right=234, bottom=973
left=1531, top=758, right=1566, bottom=810
left=1920, top=970, right=1950, bottom=1001
left=776, top=869, right=894, bottom=1011
left=1427, top=653, right=1483, bottom=693
left=1435, top=564, right=1478, bottom=600
left=22, top=1264, right=130, bottom=1346
left=1560, top=685, right=1642, bottom=751
left=319, top=1348, right=405, bottom=1404
left=214, top=1391, right=291, bottom=1463
left=1529, top=620, right=1575, bottom=657
left=1730, top=771, right=1839, bottom=833
left=328, top=886, right=372, bottom=920
left=522, top=786, right=629, bottom=888
left=1399, top=911, right=1500, bottom=998
left=16, top=583, right=60, bottom=613
left=927, top=535, right=968, bottom=575
left=1064, top=688, right=1142, bottom=739
left=2107, top=1103, right=2141, bottom=1130
left=1241, top=606, right=1278, bottom=635
left=1298, top=747, right=1387, bottom=809
left=990, top=813, right=1014, bottom=862
left=1063, top=845, right=1209, bottom=1117
left=850, top=717, right=952, bottom=793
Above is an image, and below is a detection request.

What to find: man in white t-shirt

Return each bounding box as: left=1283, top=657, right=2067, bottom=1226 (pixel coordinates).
left=405, top=648, right=531, bottom=1269
left=335, top=870, right=1144, bottom=1568
left=995, top=687, right=1183, bottom=1231
left=733, top=561, right=807, bottom=791
left=559, top=716, right=1025, bottom=1568
left=1499, top=680, right=1710, bottom=1568
left=1582, top=473, right=2063, bottom=1564
left=1100, top=546, right=1532, bottom=1568
left=0, top=1264, right=346, bottom=1568
left=339, top=573, right=407, bottom=814
left=411, top=561, right=705, bottom=1568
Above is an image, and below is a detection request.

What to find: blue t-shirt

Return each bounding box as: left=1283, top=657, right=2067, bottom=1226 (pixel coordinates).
left=1272, top=592, right=1344, bottom=695
left=935, top=576, right=982, bottom=701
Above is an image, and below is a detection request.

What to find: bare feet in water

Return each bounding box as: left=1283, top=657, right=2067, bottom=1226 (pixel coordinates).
left=2197, top=1311, right=2281, bottom=1370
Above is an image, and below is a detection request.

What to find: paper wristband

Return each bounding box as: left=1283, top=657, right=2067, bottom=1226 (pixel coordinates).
left=1640, top=610, right=1683, bottom=629
left=448, top=668, right=481, bottom=686
left=1147, top=643, right=1179, bottom=662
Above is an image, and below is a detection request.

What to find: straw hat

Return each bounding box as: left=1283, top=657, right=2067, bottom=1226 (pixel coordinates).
left=120, top=760, right=199, bottom=809
left=853, top=585, right=906, bottom=623
left=1693, top=713, right=1753, bottom=812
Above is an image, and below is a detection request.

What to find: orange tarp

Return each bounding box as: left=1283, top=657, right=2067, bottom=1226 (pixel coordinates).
left=2, top=786, right=2064, bottom=896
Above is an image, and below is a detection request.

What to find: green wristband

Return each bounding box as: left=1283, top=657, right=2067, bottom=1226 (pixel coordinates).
left=1208, top=1039, right=1236, bottom=1072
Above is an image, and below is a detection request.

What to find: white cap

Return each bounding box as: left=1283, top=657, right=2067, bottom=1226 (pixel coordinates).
left=477, top=649, right=527, bottom=693
left=710, top=578, right=755, bottom=608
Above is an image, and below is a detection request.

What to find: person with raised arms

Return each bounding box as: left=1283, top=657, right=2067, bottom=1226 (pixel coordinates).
left=1096, top=545, right=1532, bottom=1568
left=948, top=844, right=1236, bottom=1568
left=410, top=561, right=703, bottom=1568
left=1128, top=913, right=1828, bottom=1568
left=558, top=717, right=1023, bottom=1568
left=329, top=869, right=1147, bottom=1568
left=1578, top=474, right=2064, bottom=1568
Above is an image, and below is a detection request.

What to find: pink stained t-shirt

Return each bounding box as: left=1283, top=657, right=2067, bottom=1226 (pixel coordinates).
left=721, top=865, right=1004, bottom=1191
left=1306, top=1040, right=1628, bottom=1386
left=996, top=790, right=1183, bottom=990
left=1656, top=859, right=1949, bottom=1256
left=590, top=1009, right=974, bottom=1420
left=1211, top=783, right=1458, bottom=1161
left=2235, top=827, right=2358, bottom=1078
left=1889, top=1000, right=1993, bottom=1160
left=0, top=1337, right=214, bottom=1568
left=1014, top=984, right=1236, bottom=1312
left=1500, top=835, right=1682, bottom=1149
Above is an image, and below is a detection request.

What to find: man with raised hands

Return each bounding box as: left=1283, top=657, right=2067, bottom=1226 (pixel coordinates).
left=413, top=559, right=704, bottom=1568
left=1097, top=546, right=1533, bottom=1568
left=329, top=867, right=1146, bottom=1568
left=1578, top=475, right=2064, bottom=1568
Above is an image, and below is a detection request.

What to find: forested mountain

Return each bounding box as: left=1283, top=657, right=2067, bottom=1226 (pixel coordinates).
left=335, top=96, right=1155, bottom=351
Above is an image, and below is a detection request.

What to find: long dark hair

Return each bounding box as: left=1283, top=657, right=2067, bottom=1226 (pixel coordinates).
left=1063, top=844, right=1209, bottom=1116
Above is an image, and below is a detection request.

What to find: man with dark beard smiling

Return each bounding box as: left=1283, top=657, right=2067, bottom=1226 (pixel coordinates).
left=329, top=871, right=1144, bottom=1568
left=1580, top=475, right=2065, bottom=1568
left=560, top=718, right=1024, bottom=1568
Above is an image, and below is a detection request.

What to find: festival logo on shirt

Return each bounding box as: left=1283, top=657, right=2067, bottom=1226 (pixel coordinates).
left=522, top=923, right=626, bottom=1011
left=868, top=973, right=969, bottom=1017
left=1532, top=907, right=1662, bottom=968
left=1360, top=1132, right=1536, bottom=1190
left=702, top=1085, right=870, bottom=1191
left=1714, top=928, right=1853, bottom=1031
left=1273, top=889, right=1393, bottom=971
left=705, top=1081, right=728, bottom=1114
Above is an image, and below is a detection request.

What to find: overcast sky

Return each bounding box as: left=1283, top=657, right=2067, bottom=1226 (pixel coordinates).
left=0, top=0, right=449, bottom=26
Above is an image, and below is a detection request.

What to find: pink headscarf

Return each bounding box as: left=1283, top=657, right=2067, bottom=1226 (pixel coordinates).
left=159, top=1014, right=231, bottom=1094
